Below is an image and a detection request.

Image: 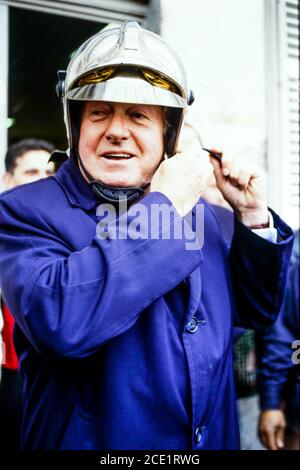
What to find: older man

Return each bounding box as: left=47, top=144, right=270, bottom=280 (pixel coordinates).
left=0, top=22, right=294, bottom=450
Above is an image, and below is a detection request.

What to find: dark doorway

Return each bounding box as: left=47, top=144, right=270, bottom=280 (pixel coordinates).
left=8, top=8, right=104, bottom=149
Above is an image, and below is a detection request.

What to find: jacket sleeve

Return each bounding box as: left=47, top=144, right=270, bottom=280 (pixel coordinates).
left=256, top=245, right=299, bottom=410
left=0, top=192, right=203, bottom=359
left=230, top=209, right=294, bottom=330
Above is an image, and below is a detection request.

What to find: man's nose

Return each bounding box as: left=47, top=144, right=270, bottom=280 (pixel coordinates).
left=105, top=114, right=130, bottom=142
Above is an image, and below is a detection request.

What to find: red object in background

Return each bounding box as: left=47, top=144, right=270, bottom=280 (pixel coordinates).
left=1, top=301, right=19, bottom=370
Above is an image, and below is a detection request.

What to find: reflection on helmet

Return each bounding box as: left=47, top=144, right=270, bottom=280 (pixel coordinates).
left=75, top=66, right=181, bottom=96
left=59, top=21, right=193, bottom=202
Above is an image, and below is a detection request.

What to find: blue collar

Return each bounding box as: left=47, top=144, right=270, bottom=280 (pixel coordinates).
left=54, top=157, right=99, bottom=210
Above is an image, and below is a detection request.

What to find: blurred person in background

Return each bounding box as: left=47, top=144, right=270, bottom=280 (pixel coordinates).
left=0, top=138, right=55, bottom=450
left=257, top=230, right=299, bottom=450
left=233, top=328, right=265, bottom=450
left=0, top=307, right=2, bottom=383
left=2, top=138, right=55, bottom=189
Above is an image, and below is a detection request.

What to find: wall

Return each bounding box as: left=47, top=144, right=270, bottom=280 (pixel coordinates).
left=160, top=0, right=266, bottom=167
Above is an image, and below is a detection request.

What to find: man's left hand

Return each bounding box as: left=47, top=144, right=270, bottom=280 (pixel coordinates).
left=210, top=151, right=269, bottom=228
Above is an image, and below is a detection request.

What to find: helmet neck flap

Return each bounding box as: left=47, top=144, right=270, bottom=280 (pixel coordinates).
left=78, top=152, right=148, bottom=204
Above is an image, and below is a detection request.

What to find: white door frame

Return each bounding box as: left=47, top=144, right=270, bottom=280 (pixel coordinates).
left=0, top=4, right=8, bottom=176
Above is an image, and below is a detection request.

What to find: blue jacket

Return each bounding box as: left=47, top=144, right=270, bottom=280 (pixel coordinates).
left=257, top=231, right=299, bottom=420
left=0, top=157, right=294, bottom=450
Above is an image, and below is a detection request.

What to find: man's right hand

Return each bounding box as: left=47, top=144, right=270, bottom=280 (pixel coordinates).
left=258, top=409, right=286, bottom=450
left=150, top=142, right=213, bottom=217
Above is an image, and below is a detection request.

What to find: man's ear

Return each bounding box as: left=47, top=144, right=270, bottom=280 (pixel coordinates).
left=163, top=108, right=182, bottom=157
left=2, top=172, right=14, bottom=190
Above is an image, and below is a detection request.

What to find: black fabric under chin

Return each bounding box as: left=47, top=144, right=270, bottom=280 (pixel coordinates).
left=76, top=153, right=148, bottom=204
left=91, top=182, right=146, bottom=203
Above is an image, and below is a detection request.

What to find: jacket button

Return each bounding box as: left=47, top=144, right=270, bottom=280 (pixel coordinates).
left=194, top=427, right=202, bottom=444
left=186, top=317, right=198, bottom=333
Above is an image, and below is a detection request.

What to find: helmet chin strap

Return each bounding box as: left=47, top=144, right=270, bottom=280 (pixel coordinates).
left=77, top=154, right=149, bottom=204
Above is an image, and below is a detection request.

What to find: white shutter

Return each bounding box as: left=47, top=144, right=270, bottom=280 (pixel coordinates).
left=0, top=0, right=148, bottom=24
left=266, top=0, right=299, bottom=229
left=283, top=0, right=299, bottom=227
left=0, top=5, right=8, bottom=176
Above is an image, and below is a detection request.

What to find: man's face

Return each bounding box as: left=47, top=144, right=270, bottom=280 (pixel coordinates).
left=78, top=101, right=164, bottom=188
left=4, top=150, right=55, bottom=189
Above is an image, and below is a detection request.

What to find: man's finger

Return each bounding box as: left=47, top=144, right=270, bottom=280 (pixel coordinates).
left=220, top=152, right=234, bottom=177
left=276, top=425, right=285, bottom=449
left=209, top=154, right=225, bottom=188
left=268, top=429, right=278, bottom=450
left=237, top=167, right=252, bottom=189
left=259, top=429, right=270, bottom=449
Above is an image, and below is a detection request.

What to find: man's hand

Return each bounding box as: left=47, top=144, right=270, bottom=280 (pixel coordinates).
left=210, top=151, right=269, bottom=228
left=150, top=142, right=213, bottom=217
left=258, top=409, right=286, bottom=450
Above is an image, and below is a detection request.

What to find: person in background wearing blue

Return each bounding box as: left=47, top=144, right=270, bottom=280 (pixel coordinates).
left=257, top=230, right=299, bottom=450
left=0, top=22, right=294, bottom=450
left=0, top=138, right=55, bottom=450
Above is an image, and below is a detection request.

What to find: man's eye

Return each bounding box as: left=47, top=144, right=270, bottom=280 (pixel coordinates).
left=91, top=109, right=108, bottom=118
left=24, top=170, right=39, bottom=176
left=131, top=111, right=146, bottom=120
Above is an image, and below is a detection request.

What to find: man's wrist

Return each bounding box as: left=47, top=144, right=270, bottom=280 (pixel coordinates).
left=236, top=208, right=269, bottom=229
left=248, top=220, right=270, bottom=229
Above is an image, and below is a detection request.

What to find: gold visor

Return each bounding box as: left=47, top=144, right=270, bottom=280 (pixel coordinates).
left=67, top=66, right=186, bottom=109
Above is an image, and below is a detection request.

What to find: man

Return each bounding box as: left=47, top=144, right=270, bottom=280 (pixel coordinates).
left=257, top=230, right=299, bottom=450
left=0, top=138, right=55, bottom=449
left=0, top=22, right=294, bottom=450
left=2, top=138, right=55, bottom=188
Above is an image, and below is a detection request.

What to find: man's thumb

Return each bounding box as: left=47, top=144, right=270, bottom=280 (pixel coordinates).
left=276, top=426, right=285, bottom=449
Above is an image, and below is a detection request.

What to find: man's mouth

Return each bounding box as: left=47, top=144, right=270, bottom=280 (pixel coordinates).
left=101, top=153, right=134, bottom=160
